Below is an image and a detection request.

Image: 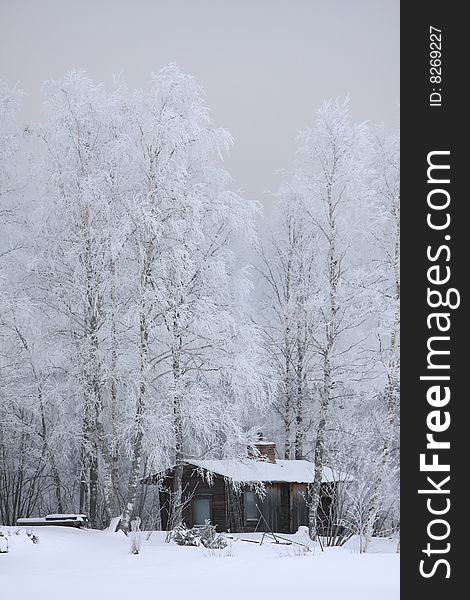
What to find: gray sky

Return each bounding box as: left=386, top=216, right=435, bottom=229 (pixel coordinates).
left=0, top=0, right=399, bottom=204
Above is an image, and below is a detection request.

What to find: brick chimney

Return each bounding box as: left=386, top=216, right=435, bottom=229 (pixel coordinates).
left=248, top=441, right=277, bottom=464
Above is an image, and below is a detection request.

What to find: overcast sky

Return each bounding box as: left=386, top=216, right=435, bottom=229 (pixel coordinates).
left=0, top=0, right=399, bottom=204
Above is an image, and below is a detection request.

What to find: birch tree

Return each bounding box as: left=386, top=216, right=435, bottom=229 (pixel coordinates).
left=119, top=66, right=264, bottom=532
left=0, top=81, right=36, bottom=525
left=0, top=71, right=399, bottom=537
left=362, top=126, right=400, bottom=550
left=290, top=98, right=371, bottom=540
left=257, top=186, right=318, bottom=459
left=37, top=72, right=126, bottom=526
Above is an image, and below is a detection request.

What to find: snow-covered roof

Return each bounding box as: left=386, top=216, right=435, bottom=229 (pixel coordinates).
left=17, top=518, right=48, bottom=524
left=45, top=514, right=87, bottom=521
left=17, top=514, right=87, bottom=524
left=188, top=459, right=347, bottom=483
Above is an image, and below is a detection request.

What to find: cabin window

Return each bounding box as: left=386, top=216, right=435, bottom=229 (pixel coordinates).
left=245, top=491, right=258, bottom=521
left=192, top=496, right=212, bottom=525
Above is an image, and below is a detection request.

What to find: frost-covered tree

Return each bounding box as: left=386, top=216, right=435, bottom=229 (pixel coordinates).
left=0, top=80, right=34, bottom=525
left=322, top=386, right=399, bottom=550
left=0, top=79, right=24, bottom=324
left=271, top=99, right=372, bottom=539
left=118, top=66, right=265, bottom=532
left=35, top=72, right=129, bottom=526
left=0, top=70, right=398, bottom=540
left=0, top=84, right=64, bottom=524
left=256, top=186, right=318, bottom=459
left=362, top=125, right=400, bottom=550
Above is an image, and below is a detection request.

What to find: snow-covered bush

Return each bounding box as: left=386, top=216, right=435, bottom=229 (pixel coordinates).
left=0, top=532, right=9, bottom=553
left=172, top=525, right=201, bottom=547
left=197, top=521, right=228, bottom=549
left=171, top=521, right=227, bottom=549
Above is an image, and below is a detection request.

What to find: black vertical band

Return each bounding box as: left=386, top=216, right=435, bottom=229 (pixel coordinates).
left=401, top=2, right=465, bottom=595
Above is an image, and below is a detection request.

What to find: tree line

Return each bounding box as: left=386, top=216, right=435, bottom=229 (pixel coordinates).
left=0, top=67, right=399, bottom=548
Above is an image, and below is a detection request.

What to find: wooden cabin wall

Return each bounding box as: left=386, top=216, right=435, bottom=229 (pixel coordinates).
left=155, top=465, right=339, bottom=534
left=290, top=482, right=338, bottom=534
left=159, top=465, right=228, bottom=531
left=242, top=483, right=290, bottom=534
left=290, top=483, right=309, bottom=532
left=225, top=482, right=244, bottom=532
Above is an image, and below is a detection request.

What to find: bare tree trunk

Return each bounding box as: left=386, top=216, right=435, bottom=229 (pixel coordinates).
left=79, top=382, right=94, bottom=518
left=172, top=463, right=184, bottom=529
left=13, top=326, right=64, bottom=513
left=308, top=367, right=330, bottom=539
left=154, top=487, right=162, bottom=530
left=79, top=396, right=98, bottom=526
left=283, top=351, right=292, bottom=460
left=294, top=340, right=304, bottom=460
left=120, top=422, right=144, bottom=533
left=80, top=233, right=104, bottom=528
left=362, top=378, right=398, bottom=550
left=120, top=164, right=158, bottom=533
left=111, top=445, right=120, bottom=513
left=96, top=406, right=116, bottom=518
left=120, top=310, right=148, bottom=533
left=283, top=237, right=293, bottom=459
left=136, top=458, right=149, bottom=525
left=94, top=338, right=116, bottom=519
left=89, top=448, right=99, bottom=526
left=294, top=241, right=308, bottom=461
left=363, top=202, right=400, bottom=551
left=363, top=290, right=399, bottom=547
left=50, top=454, right=64, bottom=513
left=120, top=391, right=145, bottom=531
left=170, top=328, right=185, bottom=529
left=109, top=261, right=121, bottom=514
left=309, top=183, right=339, bottom=541
left=110, top=340, right=121, bottom=514
left=79, top=448, right=90, bottom=518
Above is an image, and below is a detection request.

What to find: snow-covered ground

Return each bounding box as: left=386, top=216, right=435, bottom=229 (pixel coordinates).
left=1, top=526, right=399, bottom=600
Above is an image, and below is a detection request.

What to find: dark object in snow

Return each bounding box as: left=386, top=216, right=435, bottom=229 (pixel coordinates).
left=0, top=531, right=9, bottom=553
left=26, top=531, right=40, bottom=544
left=16, top=514, right=88, bottom=528
left=172, top=521, right=228, bottom=549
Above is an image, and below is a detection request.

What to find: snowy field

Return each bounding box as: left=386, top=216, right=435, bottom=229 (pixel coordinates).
left=1, top=526, right=399, bottom=600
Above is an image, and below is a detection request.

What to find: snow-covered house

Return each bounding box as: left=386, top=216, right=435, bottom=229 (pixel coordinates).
left=143, top=442, right=346, bottom=534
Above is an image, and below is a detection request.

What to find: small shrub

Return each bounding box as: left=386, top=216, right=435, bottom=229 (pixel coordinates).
left=172, top=525, right=201, bottom=547
left=197, top=521, right=228, bottom=549
left=171, top=521, right=228, bottom=549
